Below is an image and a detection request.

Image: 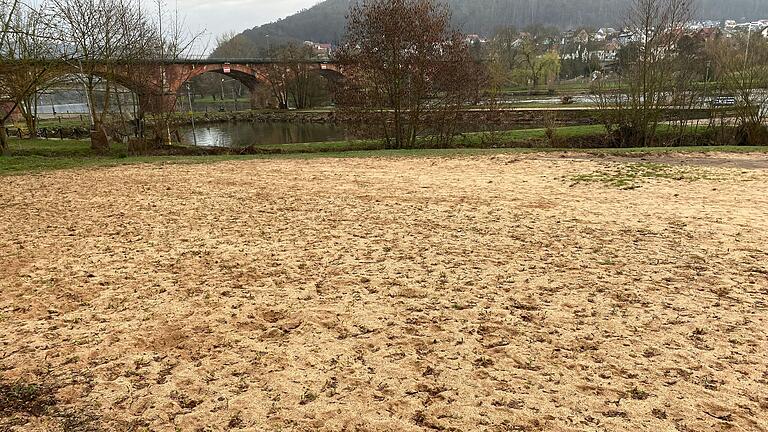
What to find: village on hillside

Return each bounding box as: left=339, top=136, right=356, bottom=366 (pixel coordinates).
left=466, top=18, right=768, bottom=76
left=304, top=18, right=768, bottom=79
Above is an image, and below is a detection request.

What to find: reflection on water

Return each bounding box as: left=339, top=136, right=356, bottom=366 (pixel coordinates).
left=177, top=119, right=549, bottom=148
left=178, top=121, right=349, bottom=147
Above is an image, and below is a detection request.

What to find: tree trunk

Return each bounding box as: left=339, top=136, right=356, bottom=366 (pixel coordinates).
left=23, top=112, right=36, bottom=139
left=0, top=121, right=8, bottom=154
left=90, top=121, right=110, bottom=152
left=115, top=84, right=130, bottom=139
left=20, top=97, right=37, bottom=139
left=393, top=108, right=402, bottom=149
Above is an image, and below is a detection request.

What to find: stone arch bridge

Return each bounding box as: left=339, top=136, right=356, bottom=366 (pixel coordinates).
left=33, top=59, right=345, bottom=114
left=155, top=59, right=345, bottom=112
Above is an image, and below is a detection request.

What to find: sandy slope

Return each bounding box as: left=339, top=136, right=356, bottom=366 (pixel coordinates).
left=1, top=153, right=767, bottom=431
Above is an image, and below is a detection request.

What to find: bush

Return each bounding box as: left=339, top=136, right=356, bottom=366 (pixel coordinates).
left=735, top=123, right=768, bottom=147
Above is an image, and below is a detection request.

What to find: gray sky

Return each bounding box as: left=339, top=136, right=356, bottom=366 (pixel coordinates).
left=151, top=0, right=320, bottom=54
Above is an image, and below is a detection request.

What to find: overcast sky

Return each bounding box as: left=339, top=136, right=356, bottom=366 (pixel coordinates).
left=152, top=0, right=320, bottom=54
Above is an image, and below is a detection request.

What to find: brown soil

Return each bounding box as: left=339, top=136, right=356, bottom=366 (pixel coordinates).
left=1, top=153, right=767, bottom=431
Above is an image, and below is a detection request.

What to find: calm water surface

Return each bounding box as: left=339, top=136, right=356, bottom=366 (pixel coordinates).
left=178, top=122, right=349, bottom=147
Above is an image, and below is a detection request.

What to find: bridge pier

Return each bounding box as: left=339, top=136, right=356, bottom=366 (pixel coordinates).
left=249, top=89, right=262, bottom=110
left=138, top=92, right=179, bottom=115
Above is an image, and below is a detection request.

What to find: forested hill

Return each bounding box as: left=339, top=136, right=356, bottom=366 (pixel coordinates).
left=240, top=0, right=768, bottom=47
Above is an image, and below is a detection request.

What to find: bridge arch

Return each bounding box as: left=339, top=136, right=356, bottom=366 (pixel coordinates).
left=169, top=62, right=346, bottom=111
left=166, top=63, right=271, bottom=110
left=41, top=66, right=158, bottom=117
left=316, top=64, right=345, bottom=83
left=180, top=63, right=268, bottom=88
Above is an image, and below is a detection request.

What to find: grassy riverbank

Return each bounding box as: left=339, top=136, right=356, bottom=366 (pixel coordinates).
left=2, top=124, right=766, bottom=175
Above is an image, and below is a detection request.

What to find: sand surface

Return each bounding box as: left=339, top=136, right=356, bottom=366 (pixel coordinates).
left=1, top=153, right=767, bottom=431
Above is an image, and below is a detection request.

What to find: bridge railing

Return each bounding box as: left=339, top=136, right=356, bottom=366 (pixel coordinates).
left=0, top=57, right=338, bottom=67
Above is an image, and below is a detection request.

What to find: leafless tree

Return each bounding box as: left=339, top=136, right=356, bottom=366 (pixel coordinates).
left=594, top=0, right=695, bottom=147
left=262, top=47, right=297, bottom=110
left=665, top=34, right=709, bottom=142
left=516, top=39, right=560, bottom=93
left=0, top=0, right=20, bottom=152
left=334, top=0, right=483, bottom=149
left=1, top=2, right=59, bottom=137
left=140, top=0, right=203, bottom=147
left=488, top=27, right=522, bottom=89
left=491, top=27, right=521, bottom=68
left=0, top=0, right=65, bottom=151
left=261, top=43, right=328, bottom=110
left=51, top=0, right=160, bottom=150
left=708, top=33, right=768, bottom=145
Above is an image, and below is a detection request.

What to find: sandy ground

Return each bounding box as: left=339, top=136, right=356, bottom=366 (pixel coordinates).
left=1, top=153, right=767, bottom=432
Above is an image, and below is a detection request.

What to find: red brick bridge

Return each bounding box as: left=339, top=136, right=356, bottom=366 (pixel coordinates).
left=155, top=59, right=345, bottom=112
left=41, top=59, right=345, bottom=114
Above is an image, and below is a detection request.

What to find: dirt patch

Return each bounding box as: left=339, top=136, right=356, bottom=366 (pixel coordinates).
left=566, top=162, right=720, bottom=189
left=0, top=379, right=100, bottom=431
left=0, top=382, right=56, bottom=418
left=642, top=154, right=768, bottom=170
left=1, top=153, right=767, bottom=431
left=558, top=151, right=768, bottom=170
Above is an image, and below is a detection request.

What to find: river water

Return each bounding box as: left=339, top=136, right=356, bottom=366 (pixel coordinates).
left=178, top=122, right=349, bottom=147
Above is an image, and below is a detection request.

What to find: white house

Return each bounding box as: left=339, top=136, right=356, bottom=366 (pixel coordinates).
left=590, top=41, right=620, bottom=62
left=594, top=28, right=617, bottom=42
left=617, top=31, right=638, bottom=45
left=464, top=34, right=487, bottom=45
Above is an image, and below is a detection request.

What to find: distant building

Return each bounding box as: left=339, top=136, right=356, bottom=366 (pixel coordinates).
left=617, top=31, right=638, bottom=45
left=722, top=19, right=768, bottom=38
left=560, top=45, right=587, bottom=61
left=303, top=41, right=333, bottom=59
left=684, top=20, right=720, bottom=31
left=588, top=40, right=620, bottom=62
left=464, top=34, right=487, bottom=44
left=561, top=29, right=575, bottom=44
left=594, top=28, right=618, bottom=41
left=697, top=27, right=721, bottom=41
left=574, top=29, right=590, bottom=44
left=602, top=41, right=620, bottom=61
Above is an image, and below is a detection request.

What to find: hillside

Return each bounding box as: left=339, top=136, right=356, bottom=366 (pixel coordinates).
left=240, top=0, right=768, bottom=47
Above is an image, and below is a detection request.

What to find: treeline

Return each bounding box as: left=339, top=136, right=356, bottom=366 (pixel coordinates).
left=240, top=0, right=768, bottom=47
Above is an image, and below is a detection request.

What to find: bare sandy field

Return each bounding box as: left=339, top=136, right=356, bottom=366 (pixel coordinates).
left=1, top=153, right=767, bottom=432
